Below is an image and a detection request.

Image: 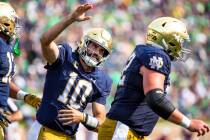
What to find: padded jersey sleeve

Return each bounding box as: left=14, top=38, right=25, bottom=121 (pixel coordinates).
left=44, top=43, right=73, bottom=69
left=139, top=50, right=171, bottom=76
left=91, top=74, right=113, bottom=105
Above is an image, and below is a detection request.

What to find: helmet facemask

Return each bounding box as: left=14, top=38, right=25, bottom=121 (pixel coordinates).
left=77, top=28, right=112, bottom=67
left=78, top=38, right=110, bottom=67
left=161, top=33, right=191, bottom=61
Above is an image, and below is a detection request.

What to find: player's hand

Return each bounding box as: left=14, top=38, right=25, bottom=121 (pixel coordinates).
left=58, top=107, right=84, bottom=125
left=188, top=119, right=209, bottom=136
left=70, top=3, right=93, bottom=22
left=0, top=111, right=11, bottom=129
left=24, top=94, right=41, bottom=110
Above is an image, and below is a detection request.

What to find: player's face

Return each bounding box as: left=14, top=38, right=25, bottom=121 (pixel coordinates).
left=86, top=41, right=105, bottom=62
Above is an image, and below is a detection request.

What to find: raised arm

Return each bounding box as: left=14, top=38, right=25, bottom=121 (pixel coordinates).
left=40, top=3, right=93, bottom=64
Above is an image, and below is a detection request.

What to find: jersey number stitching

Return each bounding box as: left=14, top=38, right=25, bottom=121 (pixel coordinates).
left=57, top=72, right=92, bottom=109
left=119, top=53, right=136, bottom=86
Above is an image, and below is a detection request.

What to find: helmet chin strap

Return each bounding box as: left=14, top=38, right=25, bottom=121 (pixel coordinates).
left=161, top=39, right=169, bottom=51
left=79, top=56, right=96, bottom=72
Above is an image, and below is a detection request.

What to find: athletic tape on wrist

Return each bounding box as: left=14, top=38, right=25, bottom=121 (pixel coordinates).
left=180, top=116, right=191, bottom=128
left=84, top=113, right=99, bottom=129
left=16, top=90, right=28, bottom=100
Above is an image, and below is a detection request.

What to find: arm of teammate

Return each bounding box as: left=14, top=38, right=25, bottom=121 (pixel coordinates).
left=40, top=3, right=93, bottom=64
left=140, top=66, right=209, bottom=136
left=9, top=81, right=41, bottom=109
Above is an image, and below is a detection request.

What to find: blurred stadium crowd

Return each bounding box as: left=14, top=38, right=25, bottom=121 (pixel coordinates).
left=2, top=0, right=210, bottom=140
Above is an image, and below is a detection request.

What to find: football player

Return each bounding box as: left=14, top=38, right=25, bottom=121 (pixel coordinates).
left=98, top=17, right=210, bottom=140
left=0, top=2, right=41, bottom=139
left=37, top=3, right=112, bottom=140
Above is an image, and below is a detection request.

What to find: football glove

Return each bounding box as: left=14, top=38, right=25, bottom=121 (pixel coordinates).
left=0, top=110, right=11, bottom=129
left=24, top=94, right=41, bottom=110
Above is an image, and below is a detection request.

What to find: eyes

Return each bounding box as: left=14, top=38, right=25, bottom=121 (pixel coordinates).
left=3, top=23, right=10, bottom=26
left=88, top=42, right=105, bottom=56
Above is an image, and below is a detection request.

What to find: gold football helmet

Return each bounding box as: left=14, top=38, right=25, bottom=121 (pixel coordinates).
left=146, top=17, right=191, bottom=61
left=0, top=2, right=19, bottom=40
left=77, top=28, right=112, bottom=67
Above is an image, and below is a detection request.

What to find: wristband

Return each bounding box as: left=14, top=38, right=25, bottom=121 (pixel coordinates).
left=16, top=90, right=28, bottom=100
left=83, top=113, right=99, bottom=129
left=180, top=116, right=191, bottom=128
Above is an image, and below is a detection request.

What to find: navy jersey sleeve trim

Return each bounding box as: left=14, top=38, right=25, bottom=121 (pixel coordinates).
left=44, top=54, right=61, bottom=69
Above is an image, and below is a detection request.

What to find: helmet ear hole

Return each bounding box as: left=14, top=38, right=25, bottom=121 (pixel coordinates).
left=103, top=50, right=109, bottom=57
left=162, top=22, right=166, bottom=27
left=169, top=42, right=175, bottom=46
left=167, top=50, right=171, bottom=53
left=4, top=23, right=10, bottom=26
